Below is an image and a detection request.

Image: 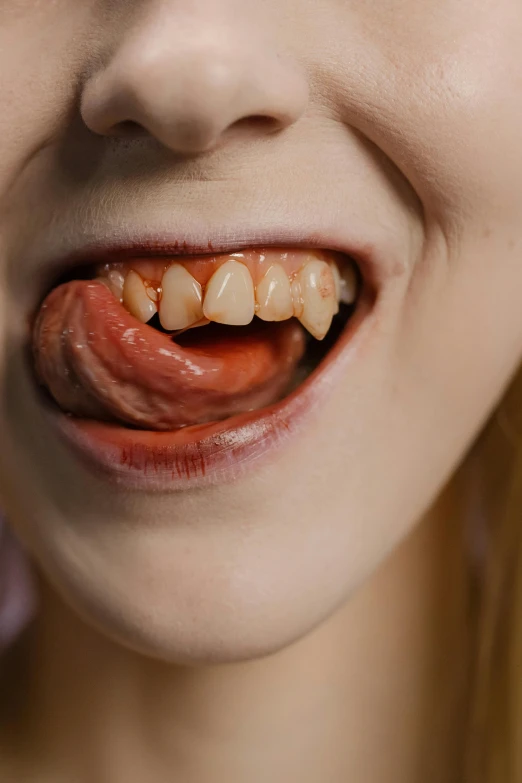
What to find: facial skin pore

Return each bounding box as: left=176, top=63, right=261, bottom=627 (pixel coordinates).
left=0, top=0, right=521, bottom=780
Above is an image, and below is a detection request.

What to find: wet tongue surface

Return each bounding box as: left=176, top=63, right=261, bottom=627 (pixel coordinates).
left=33, top=280, right=306, bottom=430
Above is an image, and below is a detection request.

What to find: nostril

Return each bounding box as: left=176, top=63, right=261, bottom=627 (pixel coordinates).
left=231, top=115, right=284, bottom=135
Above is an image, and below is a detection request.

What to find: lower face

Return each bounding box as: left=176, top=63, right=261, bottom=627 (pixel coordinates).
left=1, top=0, right=522, bottom=663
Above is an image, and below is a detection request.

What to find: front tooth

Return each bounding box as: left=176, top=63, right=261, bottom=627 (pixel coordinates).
left=339, top=262, right=358, bottom=304
left=256, top=264, right=294, bottom=321
left=159, top=263, right=203, bottom=331
left=203, top=260, right=255, bottom=326
left=122, top=270, right=158, bottom=323
left=291, top=278, right=304, bottom=318
left=296, top=259, right=337, bottom=340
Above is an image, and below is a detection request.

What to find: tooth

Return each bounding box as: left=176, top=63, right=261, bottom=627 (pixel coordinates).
left=203, top=260, right=255, bottom=326
left=106, top=269, right=125, bottom=301
left=146, top=286, right=159, bottom=303
left=122, top=270, right=158, bottom=323
left=329, top=263, right=341, bottom=315
left=256, top=264, right=294, bottom=321
left=291, top=278, right=304, bottom=319
left=159, top=263, right=203, bottom=331
left=296, top=260, right=337, bottom=340
left=339, top=262, right=358, bottom=305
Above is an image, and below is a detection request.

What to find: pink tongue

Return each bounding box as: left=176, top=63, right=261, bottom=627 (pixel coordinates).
left=32, top=280, right=306, bottom=431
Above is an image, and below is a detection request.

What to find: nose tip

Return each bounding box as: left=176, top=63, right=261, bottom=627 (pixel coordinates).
left=81, top=25, right=309, bottom=155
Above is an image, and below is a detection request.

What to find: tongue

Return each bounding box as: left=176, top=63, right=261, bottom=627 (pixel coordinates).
left=32, top=280, right=306, bottom=431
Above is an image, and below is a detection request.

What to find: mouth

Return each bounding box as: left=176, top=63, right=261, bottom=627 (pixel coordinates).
left=31, top=242, right=373, bottom=491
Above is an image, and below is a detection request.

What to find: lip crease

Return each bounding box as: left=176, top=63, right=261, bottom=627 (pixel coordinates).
left=38, top=266, right=374, bottom=492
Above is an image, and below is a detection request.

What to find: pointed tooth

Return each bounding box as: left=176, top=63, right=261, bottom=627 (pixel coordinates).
left=256, top=264, right=294, bottom=321
left=330, top=262, right=342, bottom=300
left=339, top=262, right=358, bottom=305
left=122, top=270, right=158, bottom=323
left=329, top=263, right=341, bottom=315
left=159, top=263, right=203, bottom=331
left=296, top=260, right=337, bottom=340
left=203, top=260, right=255, bottom=326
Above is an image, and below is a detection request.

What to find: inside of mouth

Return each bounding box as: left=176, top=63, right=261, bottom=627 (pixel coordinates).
left=33, top=250, right=360, bottom=431
left=149, top=303, right=350, bottom=356
left=164, top=302, right=353, bottom=393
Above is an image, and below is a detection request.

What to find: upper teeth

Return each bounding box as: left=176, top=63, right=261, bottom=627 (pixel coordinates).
left=160, top=263, right=204, bottom=331
left=256, top=264, right=294, bottom=322
left=99, top=253, right=358, bottom=341
left=202, top=259, right=256, bottom=326
left=295, top=260, right=337, bottom=341
left=337, top=262, right=358, bottom=305
left=122, top=270, right=158, bottom=324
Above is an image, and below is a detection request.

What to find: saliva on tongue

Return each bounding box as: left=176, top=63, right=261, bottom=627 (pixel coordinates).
left=33, top=279, right=306, bottom=431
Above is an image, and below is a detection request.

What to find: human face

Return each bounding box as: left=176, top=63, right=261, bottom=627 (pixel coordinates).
left=0, top=0, right=521, bottom=662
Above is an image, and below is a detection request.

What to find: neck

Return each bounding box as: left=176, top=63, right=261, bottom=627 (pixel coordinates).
left=1, top=488, right=469, bottom=783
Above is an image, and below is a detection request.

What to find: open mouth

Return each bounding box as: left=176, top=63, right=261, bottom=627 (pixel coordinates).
left=31, top=245, right=370, bottom=490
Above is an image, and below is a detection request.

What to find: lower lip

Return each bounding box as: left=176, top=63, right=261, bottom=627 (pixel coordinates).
left=41, top=300, right=371, bottom=492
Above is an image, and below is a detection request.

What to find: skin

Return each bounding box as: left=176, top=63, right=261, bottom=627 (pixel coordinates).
left=0, top=0, right=521, bottom=779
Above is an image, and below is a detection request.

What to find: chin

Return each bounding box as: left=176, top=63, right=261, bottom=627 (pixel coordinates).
left=36, top=516, right=353, bottom=664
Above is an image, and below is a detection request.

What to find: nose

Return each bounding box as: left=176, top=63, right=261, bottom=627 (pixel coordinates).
left=80, top=4, right=309, bottom=155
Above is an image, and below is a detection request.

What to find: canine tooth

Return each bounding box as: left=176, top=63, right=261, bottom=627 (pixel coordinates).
left=339, top=262, right=358, bottom=304
left=203, top=260, right=255, bottom=325
left=329, top=263, right=341, bottom=315
left=122, top=270, right=158, bottom=323
left=159, top=264, right=203, bottom=331
left=296, top=260, right=337, bottom=340
left=256, top=264, right=294, bottom=321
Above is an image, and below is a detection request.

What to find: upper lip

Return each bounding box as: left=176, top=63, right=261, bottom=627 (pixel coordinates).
left=30, top=219, right=402, bottom=304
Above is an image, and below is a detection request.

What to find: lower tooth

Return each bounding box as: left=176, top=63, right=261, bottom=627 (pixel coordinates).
left=122, top=270, right=158, bottom=323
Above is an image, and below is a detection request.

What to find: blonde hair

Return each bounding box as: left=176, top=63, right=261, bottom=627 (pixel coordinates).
left=464, top=363, right=522, bottom=782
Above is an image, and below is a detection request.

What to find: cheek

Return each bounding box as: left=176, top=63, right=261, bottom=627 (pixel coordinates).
left=401, top=226, right=522, bottom=422
left=369, top=233, right=522, bottom=531
left=308, top=234, right=522, bottom=597
left=0, top=4, right=96, bottom=201
left=329, top=4, right=522, bottom=224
